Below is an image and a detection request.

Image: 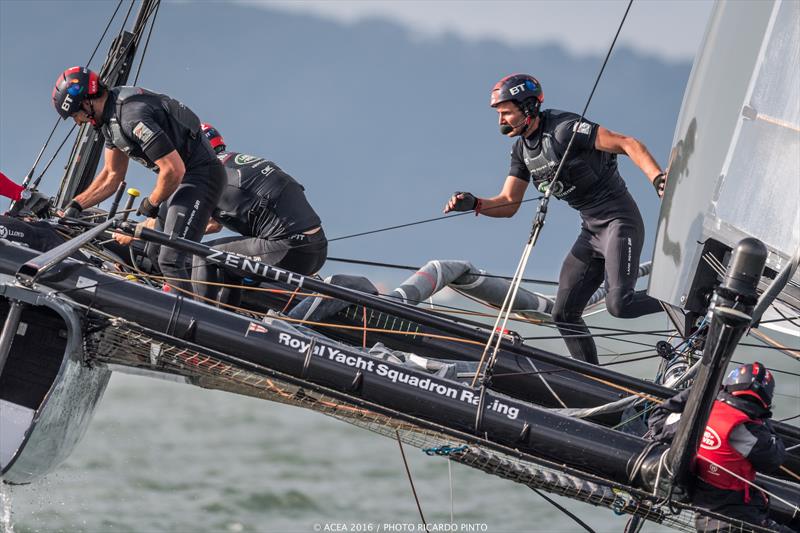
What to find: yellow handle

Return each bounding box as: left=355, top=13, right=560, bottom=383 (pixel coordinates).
left=127, top=188, right=141, bottom=198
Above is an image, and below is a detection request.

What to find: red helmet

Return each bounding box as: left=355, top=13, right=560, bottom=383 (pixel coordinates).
left=201, top=123, right=226, bottom=153
left=53, top=66, right=100, bottom=119
left=490, top=74, right=544, bottom=117
left=723, top=361, right=775, bottom=408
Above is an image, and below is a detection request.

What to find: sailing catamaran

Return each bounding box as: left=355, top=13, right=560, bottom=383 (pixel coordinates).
left=0, top=1, right=797, bottom=531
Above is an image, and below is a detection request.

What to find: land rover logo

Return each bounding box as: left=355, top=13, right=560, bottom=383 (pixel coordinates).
left=700, top=427, right=721, bottom=450
left=234, top=154, right=260, bottom=165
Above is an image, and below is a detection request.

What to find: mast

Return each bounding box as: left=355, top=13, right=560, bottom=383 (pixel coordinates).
left=666, top=238, right=767, bottom=488
left=54, top=0, right=159, bottom=209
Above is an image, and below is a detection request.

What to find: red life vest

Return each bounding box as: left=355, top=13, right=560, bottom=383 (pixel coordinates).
left=697, top=400, right=759, bottom=502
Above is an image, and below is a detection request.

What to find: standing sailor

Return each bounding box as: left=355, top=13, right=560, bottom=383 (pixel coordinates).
left=648, top=362, right=791, bottom=533
left=52, top=66, right=226, bottom=292
left=191, top=123, right=327, bottom=307
left=444, top=74, right=664, bottom=365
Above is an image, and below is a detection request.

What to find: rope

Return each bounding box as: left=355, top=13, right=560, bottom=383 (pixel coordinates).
left=324, top=196, right=542, bottom=245
left=395, top=430, right=426, bottom=526
left=326, top=256, right=558, bottom=286
left=694, top=456, right=800, bottom=514
left=132, top=0, right=160, bottom=84
left=530, top=486, right=597, bottom=533
left=476, top=0, right=637, bottom=387
left=87, top=0, right=125, bottom=66
left=422, top=445, right=468, bottom=456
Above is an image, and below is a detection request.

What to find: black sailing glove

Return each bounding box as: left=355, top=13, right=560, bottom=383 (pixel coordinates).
left=63, top=199, right=83, bottom=219
left=137, top=197, right=160, bottom=218
left=449, top=191, right=478, bottom=212
left=652, top=173, right=666, bottom=198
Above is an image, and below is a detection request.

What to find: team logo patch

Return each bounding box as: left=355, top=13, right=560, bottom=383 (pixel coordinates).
left=234, top=154, right=261, bottom=166
left=573, top=121, right=592, bottom=135
left=0, top=225, right=24, bottom=239
left=132, top=122, right=155, bottom=144
left=700, top=427, right=722, bottom=450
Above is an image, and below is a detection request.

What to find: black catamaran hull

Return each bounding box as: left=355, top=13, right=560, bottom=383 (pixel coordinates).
left=0, top=284, right=110, bottom=484
left=0, top=240, right=797, bottom=529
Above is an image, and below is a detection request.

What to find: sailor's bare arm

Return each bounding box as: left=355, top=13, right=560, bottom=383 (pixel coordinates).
left=74, top=147, right=129, bottom=208
left=595, top=127, right=663, bottom=186
left=148, top=149, right=185, bottom=205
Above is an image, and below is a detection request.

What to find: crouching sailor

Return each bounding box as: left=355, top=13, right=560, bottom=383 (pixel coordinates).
left=648, top=362, right=793, bottom=532
left=52, top=67, right=226, bottom=292
left=191, top=124, right=327, bottom=307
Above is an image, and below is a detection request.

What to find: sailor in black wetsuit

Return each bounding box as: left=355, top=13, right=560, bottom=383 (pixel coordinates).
left=444, top=74, right=665, bottom=365
left=190, top=124, right=327, bottom=307
left=52, top=66, right=226, bottom=293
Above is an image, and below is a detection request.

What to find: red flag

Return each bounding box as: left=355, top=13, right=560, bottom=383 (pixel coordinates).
left=0, top=171, right=24, bottom=201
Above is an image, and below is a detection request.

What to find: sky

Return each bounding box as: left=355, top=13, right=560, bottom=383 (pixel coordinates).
left=0, top=0, right=704, bottom=284
left=256, top=0, right=714, bottom=62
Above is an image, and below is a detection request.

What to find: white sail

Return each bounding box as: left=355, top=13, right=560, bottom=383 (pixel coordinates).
left=649, top=0, right=800, bottom=318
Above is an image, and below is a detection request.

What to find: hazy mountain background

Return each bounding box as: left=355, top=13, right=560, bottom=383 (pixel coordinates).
left=0, top=0, right=691, bottom=289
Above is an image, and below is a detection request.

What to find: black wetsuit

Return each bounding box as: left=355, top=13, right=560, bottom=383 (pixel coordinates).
left=509, top=109, right=662, bottom=364
left=100, top=87, right=226, bottom=292
left=191, top=151, right=326, bottom=306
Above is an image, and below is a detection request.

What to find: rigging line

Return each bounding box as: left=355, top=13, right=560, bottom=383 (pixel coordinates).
left=781, top=465, right=800, bottom=483
left=132, top=0, right=160, bottom=84
left=779, top=414, right=800, bottom=423
left=747, top=328, right=800, bottom=362
left=482, top=0, right=638, bottom=381
left=395, top=430, right=427, bottom=527
left=769, top=305, right=800, bottom=328
left=730, top=360, right=800, bottom=379
left=599, top=354, right=661, bottom=367
left=31, top=124, right=78, bottom=189
left=325, top=196, right=544, bottom=244
left=529, top=487, right=596, bottom=533
left=114, top=272, right=491, bottom=346
left=129, top=265, right=665, bottom=350
left=325, top=256, right=559, bottom=286
left=86, top=0, right=125, bottom=67
left=695, top=456, right=800, bottom=513
left=99, top=0, right=160, bottom=88
left=739, top=341, right=800, bottom=353
left=520, top=333, right=656, bottom=349
left=30, top=1, right=157, bottom=193
left=97, top=272, right=679, bottom=406
left=523, top=328, right=676, bottom=341
left=18, top=118, right=60, bottom=191
left=115, top=0, right=137, bottom=46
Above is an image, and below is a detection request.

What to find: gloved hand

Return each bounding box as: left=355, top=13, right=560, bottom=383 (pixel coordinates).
left=444, top=191, right=479, bottom=213
left=137, top=197, right=160, bottom=218
left=63, top=199, right=83, bottom=219
left=652, top=172, right=667, bottom=198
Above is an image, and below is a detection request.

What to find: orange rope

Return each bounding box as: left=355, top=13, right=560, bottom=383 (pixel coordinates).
left=362, top=306, right=368, bottom=349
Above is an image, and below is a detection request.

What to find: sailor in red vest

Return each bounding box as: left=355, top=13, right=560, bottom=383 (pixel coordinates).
left=649, top=362, right=791, bottom=532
